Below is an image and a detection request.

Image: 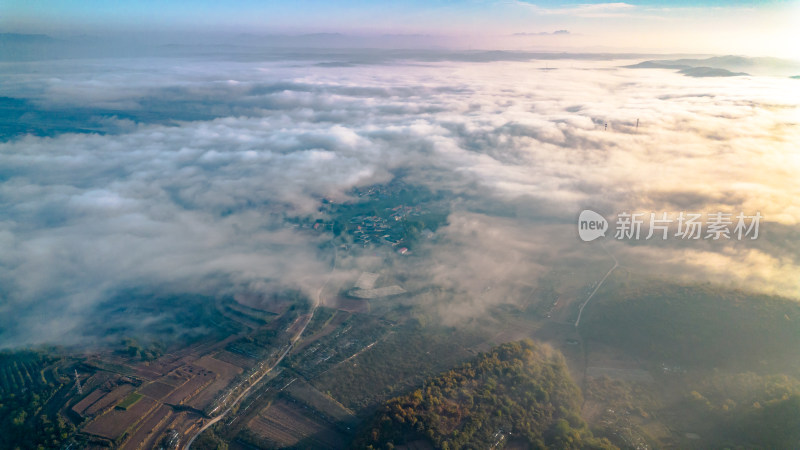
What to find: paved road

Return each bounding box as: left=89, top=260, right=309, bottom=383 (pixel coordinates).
left=184, top=251, right=336, bottom=449
left=574, top=242, right=618, bottom=328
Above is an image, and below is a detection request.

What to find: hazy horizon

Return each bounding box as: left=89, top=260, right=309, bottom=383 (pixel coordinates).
left=3, top=0, right=800, bottom=58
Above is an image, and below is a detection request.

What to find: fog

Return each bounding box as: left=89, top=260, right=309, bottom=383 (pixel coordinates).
left=1, top=44, right=798, bottom=348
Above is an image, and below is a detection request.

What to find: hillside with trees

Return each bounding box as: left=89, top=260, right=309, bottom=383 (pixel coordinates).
left=354, top=340, right=615, bottom=449
left=0, top=351, right=76, bottom=450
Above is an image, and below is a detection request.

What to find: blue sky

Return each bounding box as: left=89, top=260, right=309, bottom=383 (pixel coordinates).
left=3, top=1, right=793, bottom=30
left=2, top=1, right=798, bottom=56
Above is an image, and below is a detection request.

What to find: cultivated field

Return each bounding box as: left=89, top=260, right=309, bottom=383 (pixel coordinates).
left=186, top=356, right=243, bottom=410
left=138, top=381, right=175, bottom=400
left=286, top=378, right=357, bottom=427
left=82, top=396, right=158, bottom=440
left=84, top=384, right=135, bottom=416
left=71, top=389, right=107, bottom=416
left=162, top=369, right=214, bottom=405
left=246, top=399, right=347, bottom=448
left=119, top=404, right=173, bottom=450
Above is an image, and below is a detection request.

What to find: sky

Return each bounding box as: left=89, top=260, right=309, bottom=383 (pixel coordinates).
left=2, top=1, right=799, bottom=57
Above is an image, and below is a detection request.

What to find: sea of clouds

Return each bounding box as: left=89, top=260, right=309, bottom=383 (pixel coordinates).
left=1, top=49, right=798, bottom=347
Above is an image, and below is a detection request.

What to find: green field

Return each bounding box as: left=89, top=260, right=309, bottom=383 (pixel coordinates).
left=116, top=392, right=143, bottom=410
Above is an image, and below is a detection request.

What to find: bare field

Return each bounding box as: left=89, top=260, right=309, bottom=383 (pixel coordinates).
left=186, top=356, right=243, bottom=410
left=163, top=369, right=214, bottom=405
left=82, top=396, right=157, bottom=440
left=138, top=381, right=176, bottom=400
left=286, top=378, right=357, bottom=425
left=162, top=367, right=193, bottom=387
left=246, top=399, right=347, bottom=448
left=136, top=356, right=187, bottom=381
left=71, top=389, right=107, bottom=416
left=193, top=355, right=243, bottom=378
left=119, top=404, right=172, bottom=450
left=139, top=410, right=187, bottom=450
left=84, top=384, right=135, bottom=416
left=214, top=350, right=257, bottom=370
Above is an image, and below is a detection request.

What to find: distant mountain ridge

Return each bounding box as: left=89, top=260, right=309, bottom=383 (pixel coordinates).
left=627, top=55, right=800, bottom=78
left=0, top=33, right=58, bottom=44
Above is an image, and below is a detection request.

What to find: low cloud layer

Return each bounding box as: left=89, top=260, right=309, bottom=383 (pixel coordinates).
left=1, top=51, right=798, bottom=347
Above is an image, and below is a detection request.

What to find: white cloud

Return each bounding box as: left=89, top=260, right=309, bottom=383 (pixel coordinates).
left=1, top=54, right=798, bottom=346
left=516, top=1, right=637, bottom=18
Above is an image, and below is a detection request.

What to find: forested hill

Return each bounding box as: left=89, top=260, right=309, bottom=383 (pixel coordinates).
left=354, top=340, right=616, bottom=449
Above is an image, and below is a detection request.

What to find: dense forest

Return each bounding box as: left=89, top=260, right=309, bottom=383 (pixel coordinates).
left=354, top=340, right=615, bottom=449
